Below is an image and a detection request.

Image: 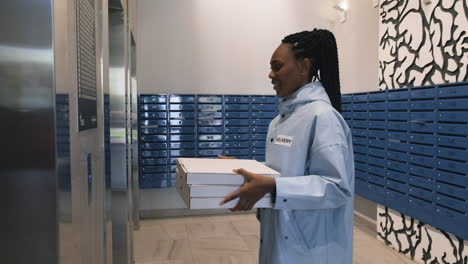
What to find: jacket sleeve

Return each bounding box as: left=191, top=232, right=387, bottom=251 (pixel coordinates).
left=273, top=143, right=354, bottom=210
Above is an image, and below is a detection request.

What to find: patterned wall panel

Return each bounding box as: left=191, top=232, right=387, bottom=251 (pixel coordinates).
left=379, top=0, right=468, bottom=90
left=377, top=206, right=468, bottom=264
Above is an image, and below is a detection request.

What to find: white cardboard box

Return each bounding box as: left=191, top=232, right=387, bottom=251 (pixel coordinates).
left=189, top=185, right=270, bottom=198
left=176, top=158, right=279, bottom=209
left=189, top=197, right=272, bottom=209
left=176, top=179, right=273, bottom=209
left=177, top=158, right=280, bottom=185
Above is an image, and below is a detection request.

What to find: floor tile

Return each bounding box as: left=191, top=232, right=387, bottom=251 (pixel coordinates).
left=186, top=221, right=240, bottom=239
left=190, top=236, right=250, bottom=253
left=135, top=239, right=193, bottom=264
left=240, top=235, right=260, bottom=251
left=134, top=212, right=418, bottom=264
left=231, top=220, right=260, bottom=236
left=193, top=254, right=256, bottom=264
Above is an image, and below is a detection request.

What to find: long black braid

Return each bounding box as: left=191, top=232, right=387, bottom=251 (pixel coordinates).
left=282, top=29, right=342, bottom=112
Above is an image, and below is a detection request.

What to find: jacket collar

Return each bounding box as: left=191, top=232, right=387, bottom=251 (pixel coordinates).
left=278, top=81, right=331, bottom=115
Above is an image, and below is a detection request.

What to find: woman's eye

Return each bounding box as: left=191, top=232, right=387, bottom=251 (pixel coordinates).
left=271, top=65, right=282, bottom=72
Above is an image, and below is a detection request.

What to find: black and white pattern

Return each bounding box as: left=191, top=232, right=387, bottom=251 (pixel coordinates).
left=379, top=0, right=468, bottom=90
left=377, top=207, right=468, bottom=264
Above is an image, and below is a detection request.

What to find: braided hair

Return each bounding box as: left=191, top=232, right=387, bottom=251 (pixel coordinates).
left=282, top=29, right=342, bottom=112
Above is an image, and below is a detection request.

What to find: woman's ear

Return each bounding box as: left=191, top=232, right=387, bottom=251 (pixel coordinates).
left=300, top=58, right=312, bottom=80
left=302, top=58, right=312, bottom=74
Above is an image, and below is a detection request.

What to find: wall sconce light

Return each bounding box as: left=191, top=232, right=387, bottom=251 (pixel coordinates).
left=333, top=5, right=346, bottom=23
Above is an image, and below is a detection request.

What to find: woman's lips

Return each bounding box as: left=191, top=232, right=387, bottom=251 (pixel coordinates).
left=273, top=82, right=279, bottom=91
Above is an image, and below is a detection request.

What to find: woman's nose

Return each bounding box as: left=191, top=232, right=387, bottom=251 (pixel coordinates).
left=268, top=71, right=274, bottom=79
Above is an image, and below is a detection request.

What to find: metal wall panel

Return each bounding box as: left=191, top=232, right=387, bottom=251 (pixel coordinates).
left=1, top=0, right=110, bottom=263
left=0, top=2, right=56, bottom=262
left=56, top=0, right=108, bottom=263
left=109, top=4, right=134, bottom=264
left=130, top=33, right=140, bottom=231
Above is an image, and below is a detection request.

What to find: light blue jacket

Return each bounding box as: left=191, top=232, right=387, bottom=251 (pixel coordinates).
left=259, top=81, right=355, bottom=264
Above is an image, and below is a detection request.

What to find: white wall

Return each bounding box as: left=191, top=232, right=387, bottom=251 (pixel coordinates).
left=333, top=0, right=380, bottom=94
left=137, top=0, right=335, bottom=95
left=137, top=0, right=380, bottom=95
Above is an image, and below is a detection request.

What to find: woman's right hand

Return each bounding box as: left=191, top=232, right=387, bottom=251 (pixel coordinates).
left=217, top=155, right=236, bottom=159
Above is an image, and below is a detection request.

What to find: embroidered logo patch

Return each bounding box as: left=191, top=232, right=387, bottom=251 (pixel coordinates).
left=274, top=135, right=293, bottom=147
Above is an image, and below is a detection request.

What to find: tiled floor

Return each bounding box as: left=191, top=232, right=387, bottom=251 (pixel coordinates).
left=134, top=213, right=416, bottom=264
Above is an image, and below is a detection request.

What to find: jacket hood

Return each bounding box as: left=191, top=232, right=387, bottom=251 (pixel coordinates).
left=278, top=81, right=331, bottom=115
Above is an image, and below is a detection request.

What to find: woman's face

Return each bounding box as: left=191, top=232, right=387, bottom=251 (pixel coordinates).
left=269, top=43, right=310, bottom=97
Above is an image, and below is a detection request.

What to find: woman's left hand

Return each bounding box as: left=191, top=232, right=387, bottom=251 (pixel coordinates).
left=219, top=168, right=276, bottom=211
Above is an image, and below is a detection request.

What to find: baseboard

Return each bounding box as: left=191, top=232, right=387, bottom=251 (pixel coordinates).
left=354, top=210, right=377, bottom=235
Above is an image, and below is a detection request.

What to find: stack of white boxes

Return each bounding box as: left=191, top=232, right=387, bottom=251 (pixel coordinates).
left=176, top=158, right=280, bottom=209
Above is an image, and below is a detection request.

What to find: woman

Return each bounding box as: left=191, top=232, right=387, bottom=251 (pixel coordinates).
left=220, top=29, right=355, bottom=263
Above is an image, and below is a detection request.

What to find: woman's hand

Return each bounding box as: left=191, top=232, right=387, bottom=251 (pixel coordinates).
left=220, top=168, right=276, bottom=211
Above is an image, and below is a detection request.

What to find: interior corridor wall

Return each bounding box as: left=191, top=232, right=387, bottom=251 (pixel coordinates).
left=135, top=0, right=381, bottom=216
left=331, top=0, right=381, bottom=224
left=379, top=0, right=468, bottom=90
left=332, top=1, right=380, bottom=94
left=137, top=0, right=335, bottom=96
left=375, top=1, right=468, bottom=263
left=136, top=0, right=334, bottom=212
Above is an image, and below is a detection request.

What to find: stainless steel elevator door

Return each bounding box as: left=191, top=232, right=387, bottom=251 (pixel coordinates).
left=109, top=6, right=134, bottom=264
left=55, top=0, right=107, bottom=263
left=130, top=33, right=140, bottom=231
left=0, top=0, right=57, bottom=263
